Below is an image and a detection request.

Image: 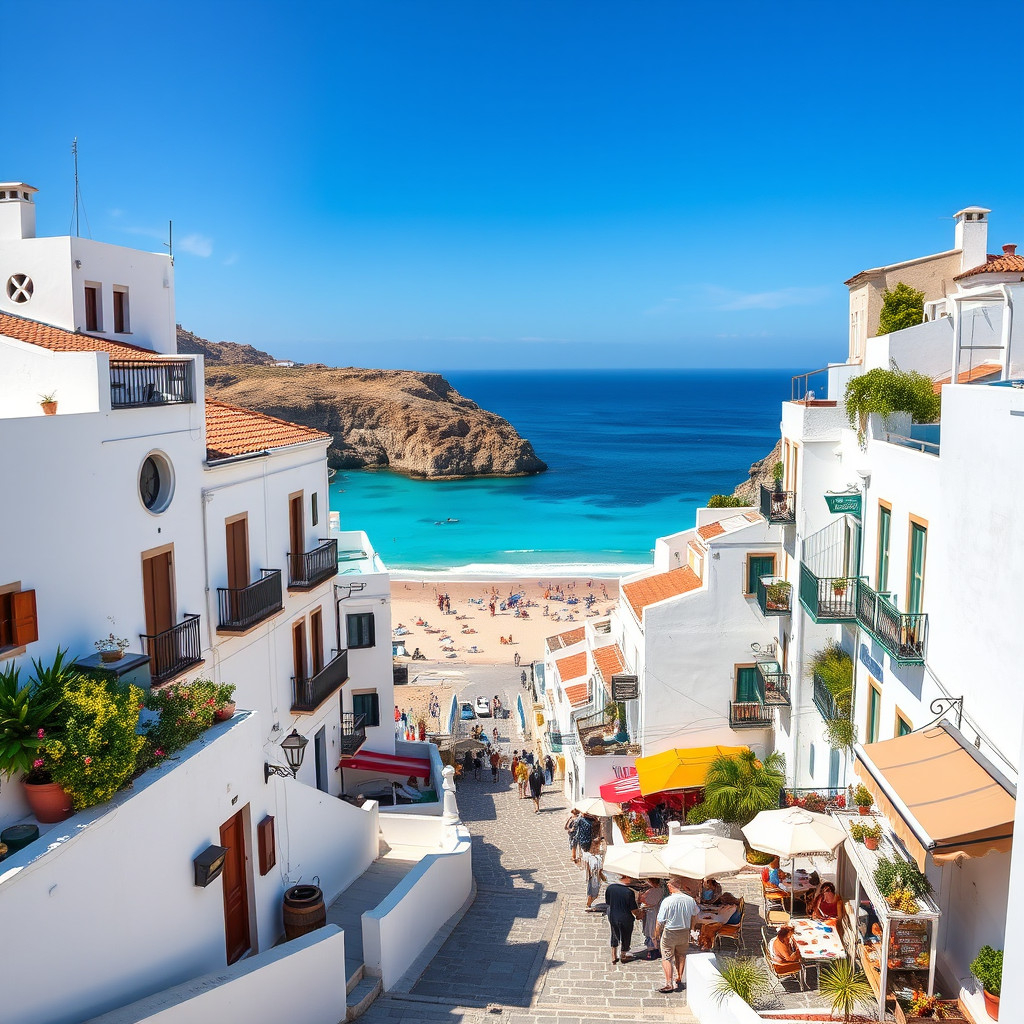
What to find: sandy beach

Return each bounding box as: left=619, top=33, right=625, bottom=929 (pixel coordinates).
left=390, top=576, right=621, bottom=667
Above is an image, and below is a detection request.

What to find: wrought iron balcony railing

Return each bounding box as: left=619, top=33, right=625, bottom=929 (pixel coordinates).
left=799, top=564, right=860, bottom=623
left=757, top=575, right=793, bottom=616
left=812, top=673, right=841, bottom=721
left=217, top=569, right=283, bottom=631
left=288, top=538, right=338, bottom=589
left=110, top=359, right=195, bottom=409
left=856, top=582, right=927, bottom=665
left=756, top=660, right=791, bottom=707
left=729, top=700, right=774, bottom=729
left=339, top=711, right=367, bottom=756
left=760, top=484, right=796, bottom=524
left=141, top=613, right=202, bottom=685
left=291, top=648, right=349, bottom=713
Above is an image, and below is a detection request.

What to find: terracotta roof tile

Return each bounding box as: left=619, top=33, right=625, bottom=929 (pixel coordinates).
left=593, top=643, right=625, bottom=684
left=206, top=400, right=332, bottom=462
left=545, top=627, right=585, bottom=653
left=931, top=363, right=1002, bottom=393
left=622, top=566, right=702, bottom=620
left=555, top=651, right=587, bottom=682
left=744, top=510, right=763, bottom=522
left=697, top=522, right=725, bottom=540
left=565, top=682, right=590, bottom=706
left=955, top=246, right=1024, bottom=281
left=0, top=310, right=160, bottom=359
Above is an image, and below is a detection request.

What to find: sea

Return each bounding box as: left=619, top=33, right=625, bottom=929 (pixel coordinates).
left=328, top=369, right=794, bottom=577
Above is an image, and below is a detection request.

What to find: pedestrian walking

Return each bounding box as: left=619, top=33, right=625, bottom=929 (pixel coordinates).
left=492, top=726, right=499, bottom=745
left=528, top=763, right=544, bottom=812
left=462, top=750, right=473, bottom=779
left=575, top=813, right=595, bottom=854
left=605, top=874, right=640, bottom=964
left=515, top=758, right=529, bottom=798
left=525, top=749, right=535, bottom=766
left=444, top=595, right=451, bottom=614
left=565, top=808, right=582, bottom=865
left=520, top=669, right=527, bottom=687
left=514, top=651, right=521, bottom=667
left=638, top=877, right=667, bottom=960
left=582, top=840, right=606, bottom=909
left=473, top=753, right=482, bottom=781
left=655, top=876, right=699, bottom=993
left=490, top=748, right=500, bottom=783
left=544, top=754, right=555, bottom=785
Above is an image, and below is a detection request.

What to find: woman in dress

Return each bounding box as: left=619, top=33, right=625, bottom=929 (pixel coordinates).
left=810, top=881, right=843, bottom=922
left=637, top=877, right=667, bottom=959
left=565, top=808, right=582, bottom=865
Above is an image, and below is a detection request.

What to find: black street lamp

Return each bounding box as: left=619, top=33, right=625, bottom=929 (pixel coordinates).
left=265, top=729, right=309, bottom=783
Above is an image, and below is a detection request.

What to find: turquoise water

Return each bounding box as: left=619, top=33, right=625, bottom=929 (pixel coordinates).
left=329, top=369, right=792, bottom=575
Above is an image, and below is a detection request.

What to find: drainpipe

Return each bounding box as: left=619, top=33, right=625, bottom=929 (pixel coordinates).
left=949, top=295, right=962, bottom=385
left=999, top=284, right=1014, bottom=378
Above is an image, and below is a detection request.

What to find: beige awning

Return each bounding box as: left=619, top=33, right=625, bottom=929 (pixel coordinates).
left=855, top=722, right=1015, bottom=871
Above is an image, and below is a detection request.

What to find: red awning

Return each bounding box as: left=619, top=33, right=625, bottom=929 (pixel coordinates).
left=600, top=774, right=641, bottom=803
left=342, top=750, right=431, bottom=779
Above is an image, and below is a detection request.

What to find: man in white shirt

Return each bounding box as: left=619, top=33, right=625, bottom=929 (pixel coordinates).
left=654, top=875, right=699, bottom=993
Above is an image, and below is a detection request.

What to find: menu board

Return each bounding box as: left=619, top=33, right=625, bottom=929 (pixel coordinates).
left=889, top=920, right=930, bottom=970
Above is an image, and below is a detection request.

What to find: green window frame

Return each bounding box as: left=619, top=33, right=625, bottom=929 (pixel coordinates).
left=346, top=612, right=375, bottom=649
left=877, top=505, right=891, bottom=592
left=746, top=555, right=775, bottom=595
left=908, top=522, right=927, bottom=613
left=896, top=713, right=912, bottom=737
left=867, top=683, right=881, bottom=744
left=352, top=691, right=380, bottom=727
left=735, top=666, right=762, bottom=703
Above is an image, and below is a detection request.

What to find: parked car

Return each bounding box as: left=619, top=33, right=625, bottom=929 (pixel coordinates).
left=460, top=702, right=476, bottom=720
left=475, top=696, right=492, bottom=717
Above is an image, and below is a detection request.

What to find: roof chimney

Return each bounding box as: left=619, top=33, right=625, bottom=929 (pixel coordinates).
left=1003, top=244, right=1017, bottom=257
left=0, top=183, right=38, bottom=241
left=954, top=206, right=990, bottom=273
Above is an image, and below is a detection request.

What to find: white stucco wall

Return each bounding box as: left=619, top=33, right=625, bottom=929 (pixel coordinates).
left=0, top=337, right=106, bottom=416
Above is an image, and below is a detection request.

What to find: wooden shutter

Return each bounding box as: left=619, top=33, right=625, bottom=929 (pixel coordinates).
left=226, top=518, right=249, bottom=591
left=735, top=667, right=761, bottom=703
left=292, top=620, right=307, bottom=682
left=257, top=816, right=276, bottom=876
left=310, top=607, right=324, bottom=676
left=11, top=590, right=38, bottom=646
left=747, top=555, right=775, bottom=594
left=85, top=286, right=98, bottom=331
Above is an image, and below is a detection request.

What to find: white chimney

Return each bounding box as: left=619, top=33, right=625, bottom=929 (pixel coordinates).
left=0, top=183, right=38, bottom=240
left=954, top=206, right=990, bottom=273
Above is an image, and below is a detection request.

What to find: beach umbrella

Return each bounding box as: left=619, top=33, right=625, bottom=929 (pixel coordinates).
left=574, top=796, right=623, bottom=818
left=602, top=842, right=670, bottom=879
left=662, top=834, right=747, bottom=880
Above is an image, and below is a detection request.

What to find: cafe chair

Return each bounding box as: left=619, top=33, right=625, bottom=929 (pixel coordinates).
left=765, top=905, right=791, bottom=927
left=761, top=927, right=806, bottom=992
left=713, top=897, right=745, bottom=951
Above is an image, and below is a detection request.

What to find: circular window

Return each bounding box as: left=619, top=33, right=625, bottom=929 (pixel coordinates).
left=7, top=274, right=33, bottom=303
left=139, top=452, right=174, bottom=513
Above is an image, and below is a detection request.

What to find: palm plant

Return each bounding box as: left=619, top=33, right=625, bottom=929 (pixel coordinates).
left=713, top=956, right=773, bottom=1008
left=0, top=654, right=66, bottom=779
left=818, top=960, right=873, bottom=1022
left=703, top=749, right=786, bottom=825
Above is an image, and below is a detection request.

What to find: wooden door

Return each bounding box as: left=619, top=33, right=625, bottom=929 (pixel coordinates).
left=142, top=551, right=174, bottom=637
left=293, top=620, right=307, bottom=683
left=310, top=607, right=324, bottom=677
left=289, top=494, right=304, bottom=581
left=219, top=810, right=251, bottom=964
left=226, top=517, right=249, bottom=591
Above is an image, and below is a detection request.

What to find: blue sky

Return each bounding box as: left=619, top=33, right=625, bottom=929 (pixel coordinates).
left=6, top=1, right=1024, bottom=370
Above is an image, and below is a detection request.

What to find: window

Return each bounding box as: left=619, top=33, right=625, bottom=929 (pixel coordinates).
left=84, top=285, right=101, bottom=332
left=866, top=680, right=881, bottom=744
left=746, top=554, right=775, bottom=595
left=113, top=287, right=129, bottom=333
left=908, top=520, right=927, bottom=613
left=292, top=620, right=307, bottom=682
left=0, top=586, right=38, bottom=651
left=346, top=612, right=375, bottom=649
left=877, top=504, right=891, bottom=592
left=808, top=743, right=815, bottom=777
left=311, top=492, right=319, bottom=527
left=896, top=711, right=912, bottom=737
left=352, top=691, right=380, bottom=727
left=735, top=665, right=762, bottom=703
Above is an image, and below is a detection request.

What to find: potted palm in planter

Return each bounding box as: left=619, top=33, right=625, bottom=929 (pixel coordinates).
left=970, top=945, right=1002, bottom=1020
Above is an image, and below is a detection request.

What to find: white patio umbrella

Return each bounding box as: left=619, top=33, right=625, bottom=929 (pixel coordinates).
left=662, top=834, right=747, bottom=881
left=602, top=842, right=670, bottom=879
left=574, top=796, right=623, bottom=818
left=741, top=807, right=847, bottom=915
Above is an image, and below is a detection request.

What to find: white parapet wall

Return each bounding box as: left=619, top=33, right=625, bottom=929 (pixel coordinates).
left=86, top=925, right=347, bottom=1024
left=687, top=953, right=763, bottom=1024
left=362, top=821, right=473, bottom=991
left=385, top=738, right=446, bottom=815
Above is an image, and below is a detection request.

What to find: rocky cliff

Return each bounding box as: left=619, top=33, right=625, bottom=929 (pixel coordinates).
left=200, top=359, right=547, bottom=480
left=176, top=325, right=277, bottom=366
left=732, top=439, right=782, bottom=503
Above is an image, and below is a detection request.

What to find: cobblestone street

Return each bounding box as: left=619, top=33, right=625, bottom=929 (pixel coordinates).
left=361, top=714, right=696, bottom=1024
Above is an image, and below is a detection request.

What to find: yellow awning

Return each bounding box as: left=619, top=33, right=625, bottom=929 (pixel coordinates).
left=635, top=745, right=749, bottom=796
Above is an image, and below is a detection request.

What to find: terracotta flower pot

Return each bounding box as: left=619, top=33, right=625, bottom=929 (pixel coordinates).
left=41, top=401, right=57, bottom=416
left=983, top=989, right=999, bottom=1020
left=858, top=805, right=872, bottom=815
left=864, top=835, right=880, bottom=851
left=214, top=702, right=236, bottom=722
left=23, top=781, right=73, bottom=823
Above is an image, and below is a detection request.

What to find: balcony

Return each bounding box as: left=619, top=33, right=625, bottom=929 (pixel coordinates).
left=141, top=614, right=203, bottom=685
left=856, top=582, right=927, bottom=665
left=291, top=648, right=349, bottom=713
left=110, top=359, right=195, bottom=409
left=799, top=564, right=860, bottom=623
left=760, top=484, right=796, bottom=525
left=812, top=673, right=841, bottom=721
left=729, top=700, right=774, bottom=729
left=575, top=706, right=638, bottom=755
left=288, top=538, right=339, bottom=589
left=757, top=575, right=792, bottom=616
left=756, top=659, right=791, bottom=707
left=340, top=712, right=367, bottom=756
left=216, top=569, right=283, bottom=631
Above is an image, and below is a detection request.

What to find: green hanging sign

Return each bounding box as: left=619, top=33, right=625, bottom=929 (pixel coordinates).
left=824, top=493, right=862, bottom=515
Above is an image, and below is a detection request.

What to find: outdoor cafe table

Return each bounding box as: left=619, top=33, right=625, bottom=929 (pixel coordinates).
left=776, top=868, right=816, bottom=909
left=791, top=917, right=846, bottom=982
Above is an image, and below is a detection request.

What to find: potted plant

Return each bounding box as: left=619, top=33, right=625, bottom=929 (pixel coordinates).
left=832, top=577, right=849, bottom=597
left=818, top=960, right=874, bottom=1023
left=851, top=821, right=883, bottom=850
left=94, top=632, right=130, bottom=663
left=713, top=956, right=773, bottom=1008
left=772, top=460, right=785, bottom=493
left=874, top=856, right=932, bottom=915
left=766, top=580, right=792, bottom=609
left=969, top=945, right=1002, bottom=1020
left=39, top=391, right=57, bottom=415
left=213, top=682, right=237, bottom=721
left=853, top=783, right=873, bottom=815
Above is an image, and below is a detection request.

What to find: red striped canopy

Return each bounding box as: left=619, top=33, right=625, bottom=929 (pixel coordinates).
left=342, top=750, right=431, bottom=779
left=599, top=774, right=641, bottom=803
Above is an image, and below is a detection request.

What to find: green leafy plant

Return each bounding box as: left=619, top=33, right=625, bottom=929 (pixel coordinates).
left=844, top=367, right=942, bottom=437
left=765, top=580, right=792, bottom=607
left=811, top=643, right=855, bottom=752
left=969, top=945, right=1002, bottom=996
left=141, top=678, right=226, bottom=768
left=745, top=847, right=773, bottom=866
left=684, top=799, right=714, bottom=825
left=849, top=822, right=882, bottom=844
left=44, top=675, right=145, bottom=810
left=38, top=391, right=57, bottom=403
left=772, top=460, right=784, bottom=483
left=708, top=494, right=746, bottom=508
left=818, top=960, right=874, bottom=1022
left=703, top=748, right=786, bottom=825
left=852, top=783, right=873, bottom=808
left=713, top=956, right=773, bottom=1007
left=874, top=856, right=932, bottom=913
left=877, top=281, right=925, bottom=336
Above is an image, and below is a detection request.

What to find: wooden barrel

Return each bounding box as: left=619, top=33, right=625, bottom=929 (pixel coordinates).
left=283, top=884, right=326, bottom=940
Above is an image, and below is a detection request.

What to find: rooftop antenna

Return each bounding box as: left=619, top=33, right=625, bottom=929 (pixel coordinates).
left=69, top=138, right=91, bottom=238
left=163, top=219, right=173, bottom=264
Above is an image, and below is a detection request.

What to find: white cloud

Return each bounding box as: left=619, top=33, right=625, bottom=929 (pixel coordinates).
left=704, top=284, right=832, bottom=311
left=177, top=233, right=214, bottom=258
